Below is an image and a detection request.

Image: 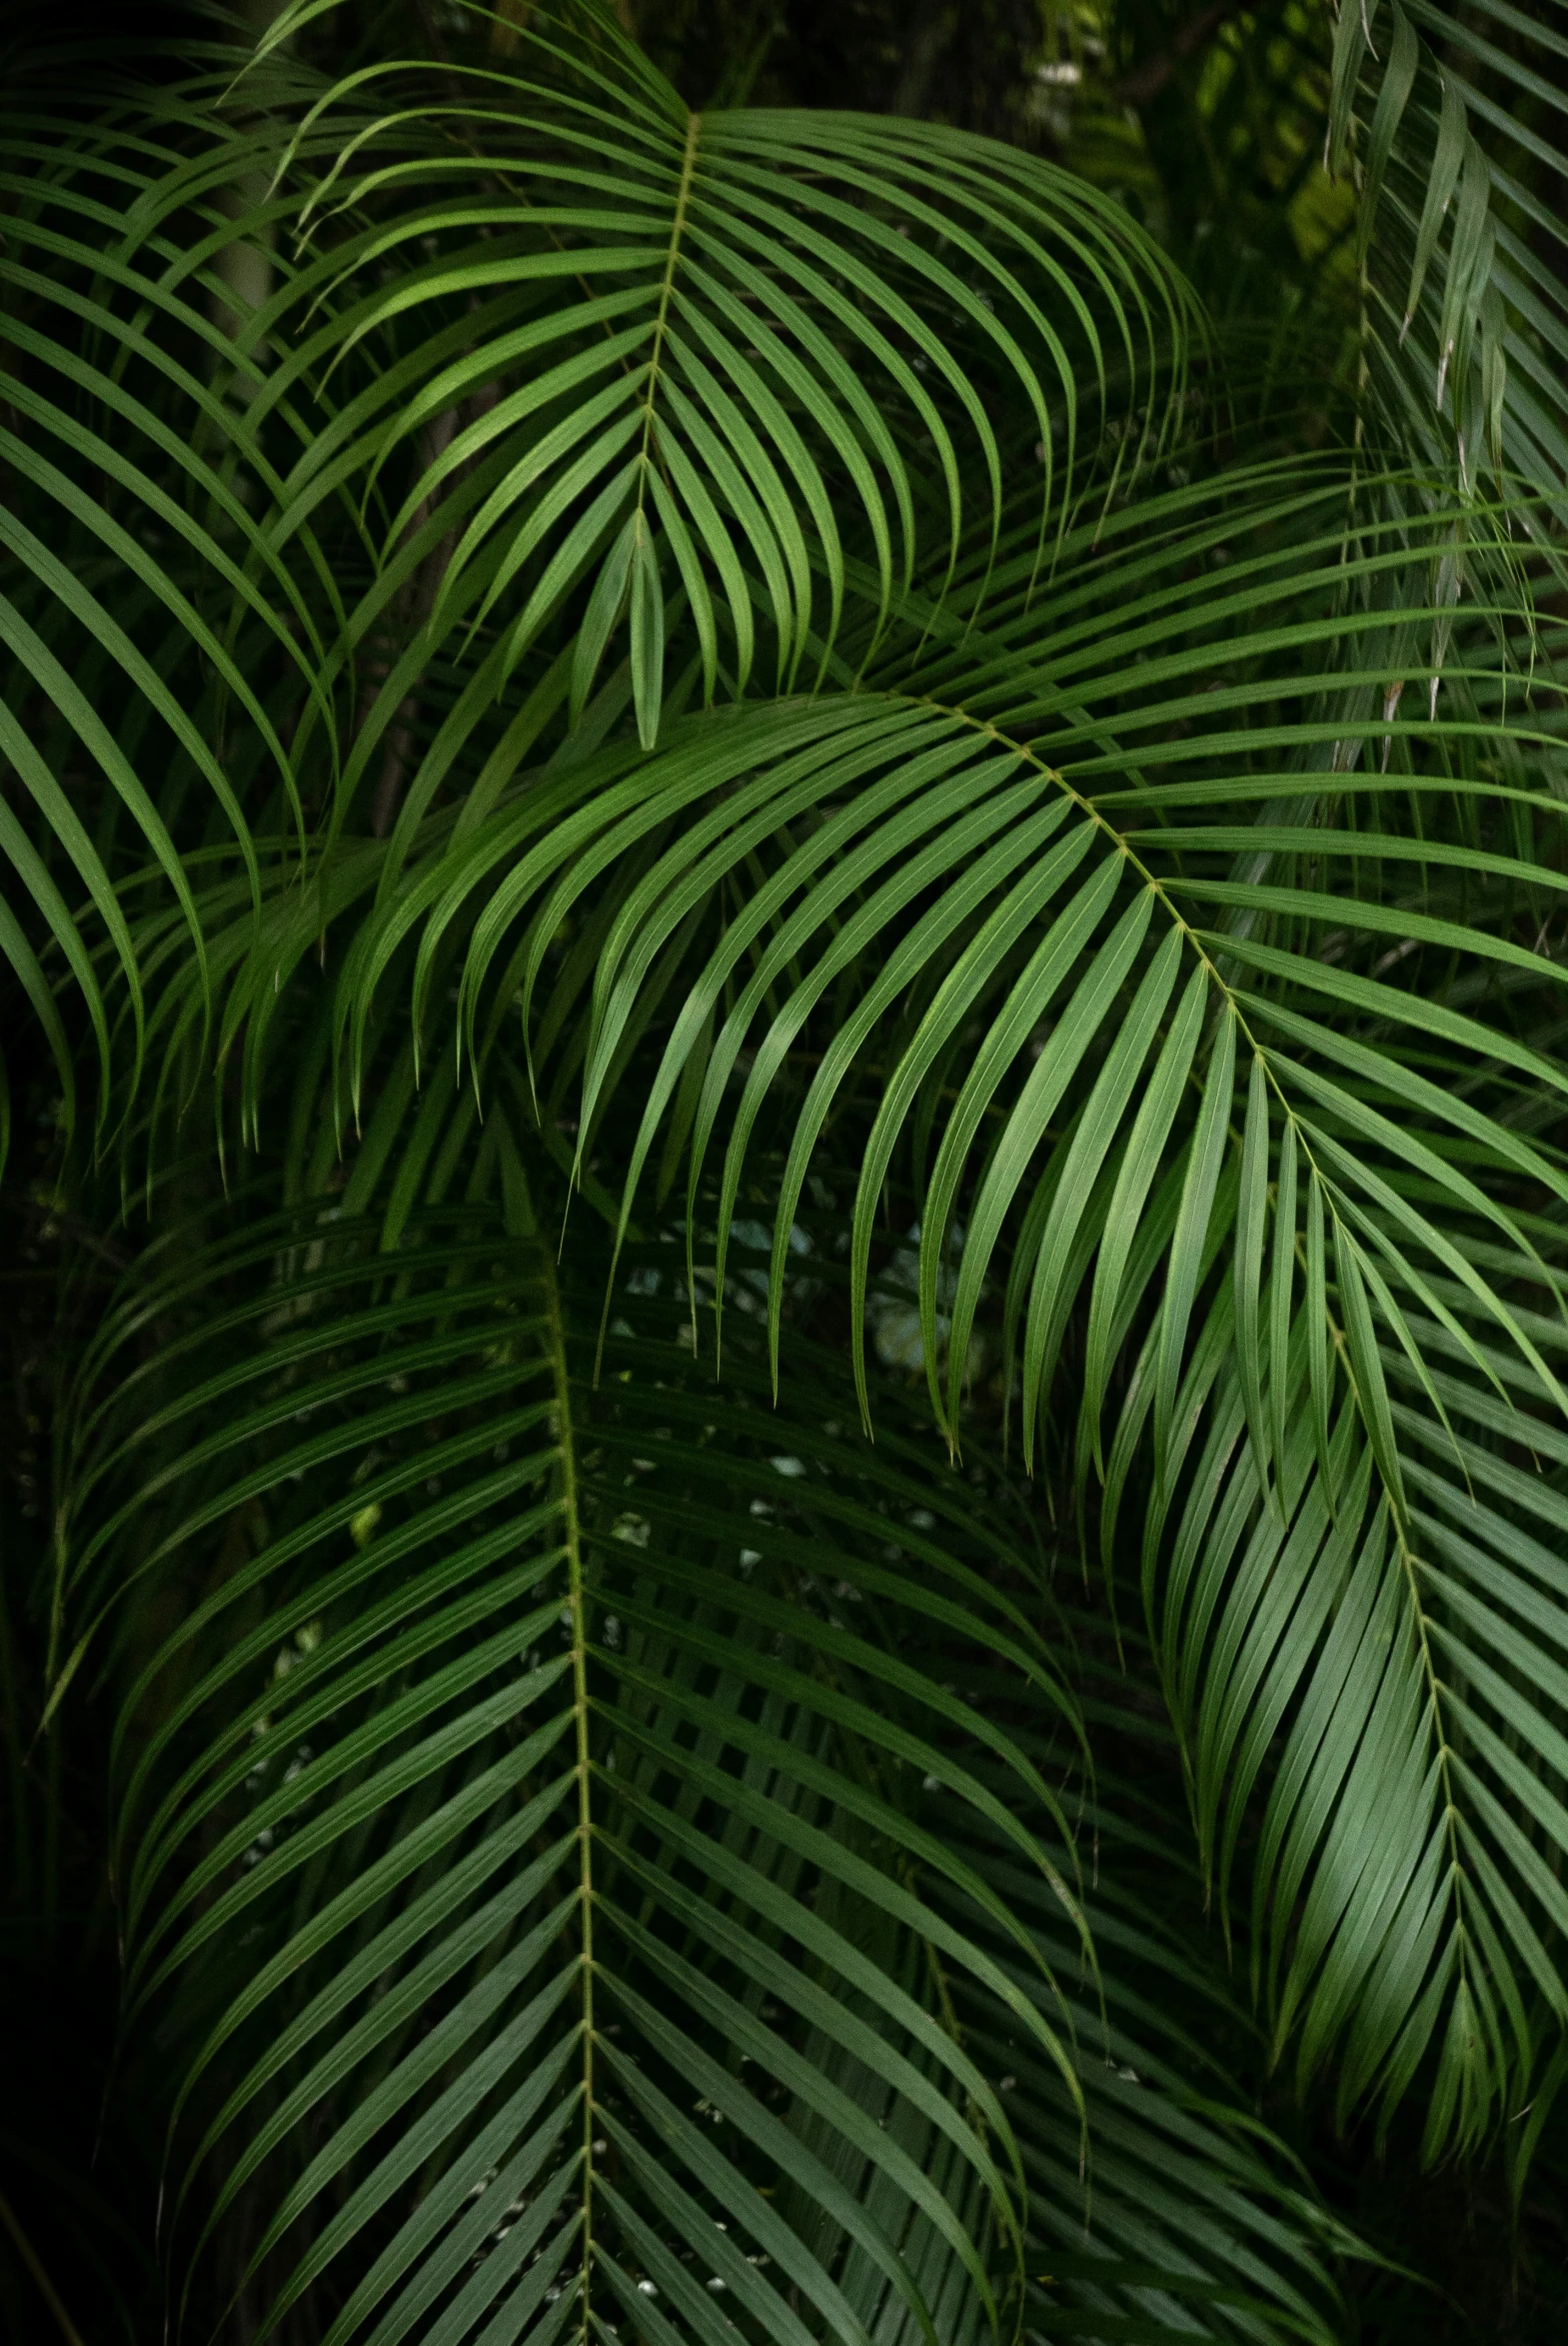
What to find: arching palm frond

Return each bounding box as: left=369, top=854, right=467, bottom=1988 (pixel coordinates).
left=62, top=1195, right=1096, bottom=2345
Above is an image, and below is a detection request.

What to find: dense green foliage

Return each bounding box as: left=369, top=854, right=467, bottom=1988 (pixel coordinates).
left=3, top=0, right=1567, bottom=2339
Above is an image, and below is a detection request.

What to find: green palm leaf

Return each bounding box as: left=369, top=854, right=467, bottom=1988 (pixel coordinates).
left=62, top=1196, right=1095, bottom=2342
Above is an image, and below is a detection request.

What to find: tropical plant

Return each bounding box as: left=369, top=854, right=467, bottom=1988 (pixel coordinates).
left=2, top=0, right=1567, bottom=2339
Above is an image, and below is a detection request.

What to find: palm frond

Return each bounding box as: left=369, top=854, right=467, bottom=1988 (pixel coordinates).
left=62, top=1195, right=1097, bottom=2343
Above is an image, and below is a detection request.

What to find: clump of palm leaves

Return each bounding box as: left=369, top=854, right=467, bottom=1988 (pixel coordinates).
left=3, top=0, right=1567, bottom=2339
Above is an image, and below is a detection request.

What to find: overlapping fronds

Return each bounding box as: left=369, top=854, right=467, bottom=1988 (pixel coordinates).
left=58, top=1194, right=1358, bottom=2344
left=287, top=432, right=1567, bottom=2154
left=949, top=1802, right=1356, bottom=2346
left=887, top=1590, right=1356, bottom=2346
left=0, top=0, right=1192, bottom=1160
left=1326, top=0, right=1568, bottom=516
left=8, top=0, right=1568, bottom=2333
